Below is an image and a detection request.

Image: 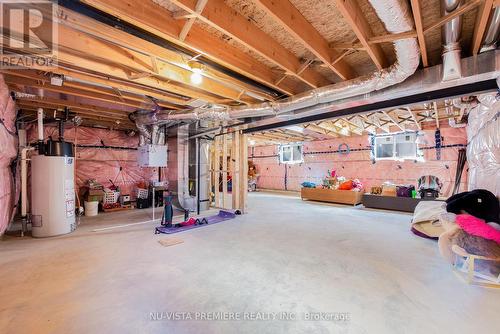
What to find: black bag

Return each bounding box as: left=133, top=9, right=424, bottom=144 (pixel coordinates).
left=136, top=198, right=150, bottom=209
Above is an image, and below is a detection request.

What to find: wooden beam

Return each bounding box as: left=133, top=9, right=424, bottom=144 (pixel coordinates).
left=50, top=21, right=256, bottom=104
left=334, top=0, right=389, bottom=70
left=2, top=22, right=230, bottom=105
left=268, top=130, right=309, bottom=141
left=406, top=107, right=422, bottom=130
left=239, top=132, right=248, bottom=213
left=0, top=69, right=180, bottom=109
left=329, top=42, right=365, bottom=50
left=382, top=111, right=405, bottom=131
left=167, top=0, right=330, bottom=88
left=12, top=95, right=131, bottom=116
left=41, top=67, right=190, bottom=107
left=317, top=121, right=347, bottom=137
left=231, top=131, right=240, bottom=210
left=81, top=0, right=300, bottom=95
left=368, top=30, right=418, bottom=44
left=433, top=102, right=440, bottom=128
left=409, top=0, right=429, bottom=67
left=213, top=136, right=221, bottom=208
left=471, top=0, right=494, bottom=55
left=179, top=0, right=208, bottom=41
left=17, top=104, right=132, bottom=125
left=56, top=6, right=276, bottom=102
left=254, top=0, right=356, bottom=80
left=222, top=134, right=228, bottom=209
left=4, top=75, right=149, bottom=109
left=303, top=123, right=339, bottom=137
left=338, top=117, right=364, bottom=135
left=424, top=0, right=482, bottom=34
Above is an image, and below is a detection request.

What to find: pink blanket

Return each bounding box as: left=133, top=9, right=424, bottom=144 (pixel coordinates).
left=456, top=214, right=500, bottom=244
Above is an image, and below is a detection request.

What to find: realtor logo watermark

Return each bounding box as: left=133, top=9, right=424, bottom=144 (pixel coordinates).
left=0, top=0, right=58, bottom=69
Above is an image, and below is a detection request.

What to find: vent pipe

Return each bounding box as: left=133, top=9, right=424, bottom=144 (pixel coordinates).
left=441, top=0, right=463, bottom=81
left=480, top=7, right=500, bottom=53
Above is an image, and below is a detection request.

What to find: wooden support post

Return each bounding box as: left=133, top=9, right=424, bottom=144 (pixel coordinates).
left=240, top=133, right=248, bottom=213
left=214, top=136, right=221, bottom=209
left=232, top=131, right=241, bottom=210
left=433, top=102, right=440, bottom=129
left=222, top=134, right=228, bottom=209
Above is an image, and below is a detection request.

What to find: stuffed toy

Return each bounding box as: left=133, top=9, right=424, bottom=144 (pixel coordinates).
left=438, top=213, right=500, bottom=264
left=351, top=179, right=363, bottom=192
left=446, top=189, right=500, bottom=223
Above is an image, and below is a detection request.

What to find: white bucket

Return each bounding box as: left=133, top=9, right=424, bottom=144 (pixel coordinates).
left=84, top=201, right=99, bottom=217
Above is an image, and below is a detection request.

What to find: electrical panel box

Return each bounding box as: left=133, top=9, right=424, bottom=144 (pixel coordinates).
left=137, top=144, right=167, bottom=167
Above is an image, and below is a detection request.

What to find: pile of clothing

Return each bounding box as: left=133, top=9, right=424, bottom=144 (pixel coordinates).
left=411, top=189, right=500, bottom=284
left=317, top=169, right=364, bottom=192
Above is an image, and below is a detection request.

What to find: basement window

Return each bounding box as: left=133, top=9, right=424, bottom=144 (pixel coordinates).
left=374, top=132, right=418, bottom=160
left=280, top=143, right=303, bottom=164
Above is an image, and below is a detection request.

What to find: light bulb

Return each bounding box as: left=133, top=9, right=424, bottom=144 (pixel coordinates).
left=191, top=72, right=203, bottom=85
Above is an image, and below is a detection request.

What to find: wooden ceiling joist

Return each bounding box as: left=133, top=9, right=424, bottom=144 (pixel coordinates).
left=334, top=0, right=389, bottom=70
left=13, top=96, right=131, bottom=117
left=406, top=107, right=422, bottom=130
left=423, top=0, right=483, bottom=34
left=254, top=0, right=356, bottom=80
left=303, top=123, right=339, bottom=137
left=166, top=0, right=330, bottom=88
left=17, top=104, right=131, bottom=124
left=50, top=67, right=188, bottom=107
left=268, top=130, right=310, bottom=141
left=1, top=69, right=179, bottom=109
left=4, top=75, right=151, bottom=110
left=178, top=0, right=209, bottom=41
left=316, top=121, right=347, bottom=137
left=382, top=111, right=405, bottom=131
left=471, top=0, right=495, bottom=55
left=82, top=0, right=302, bottom=95
left=409, top=0, right=429, bottom=67
left=48, top=23, right=255, bottom=104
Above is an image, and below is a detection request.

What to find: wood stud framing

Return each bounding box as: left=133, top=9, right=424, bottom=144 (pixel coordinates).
left=211, top=131, right=248, bottom=212
left=471, top=0, right=495, bottom=55
left=334, top=0, right=388, bottom=70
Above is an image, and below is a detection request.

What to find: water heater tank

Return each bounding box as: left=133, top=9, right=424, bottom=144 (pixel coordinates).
left=31, top=154, right=76, bottom=237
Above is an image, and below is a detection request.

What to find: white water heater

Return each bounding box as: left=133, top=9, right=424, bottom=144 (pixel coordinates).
left=31, top=155, right=76, bottom=237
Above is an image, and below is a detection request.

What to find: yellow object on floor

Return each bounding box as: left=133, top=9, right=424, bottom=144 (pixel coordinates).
left=158, top=237, right=184, bottom=247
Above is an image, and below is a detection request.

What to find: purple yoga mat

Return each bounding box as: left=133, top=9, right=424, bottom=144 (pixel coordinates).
left=155, top=210, right=236, bottom=234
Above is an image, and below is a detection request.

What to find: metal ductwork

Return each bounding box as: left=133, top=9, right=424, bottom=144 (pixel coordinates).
left=132, top=0, right=420, bottom=134
left=166, top=124, right=196, bottom=212
left=441, top=0, right=463, bottom=81
left=480, top=7, right=500, bottom=53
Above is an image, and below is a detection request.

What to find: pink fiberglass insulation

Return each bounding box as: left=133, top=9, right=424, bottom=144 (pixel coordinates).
left=249, top=127, right=468, bottom=196
left=0, top=75, right=19, bottom=235
left=26, top=125, right=162, bottom=202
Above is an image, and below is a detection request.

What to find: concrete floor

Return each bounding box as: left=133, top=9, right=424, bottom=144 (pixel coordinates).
left=1, top=192, right=499, bottom=334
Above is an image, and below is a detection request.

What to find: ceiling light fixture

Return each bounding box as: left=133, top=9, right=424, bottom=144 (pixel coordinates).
left=191, top=72, right=203, bottom=85
left=188, top=60, right=204, bottom=85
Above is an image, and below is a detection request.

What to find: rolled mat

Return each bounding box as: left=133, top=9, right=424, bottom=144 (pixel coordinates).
left=155, top=210, right=236, bottom=234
